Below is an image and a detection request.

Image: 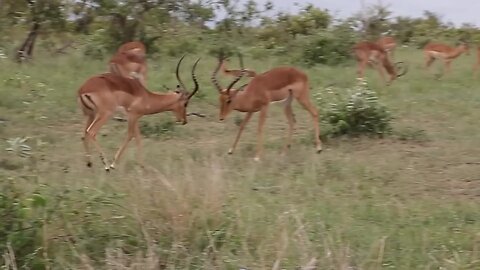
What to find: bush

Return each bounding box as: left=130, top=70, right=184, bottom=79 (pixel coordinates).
left=316, top=78, right=393, bottom=138
left=207, top=43, right=238, bottom=58
left=165, top=39, right=198, bottom=57
left=0, top=179, right=45, bottom=268
left=82, top=29, right=108, bottom=59
left=301, top=25, right=356, bottom=66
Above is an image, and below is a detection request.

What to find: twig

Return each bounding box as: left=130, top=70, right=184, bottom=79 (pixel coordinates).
left=187, top=112, right=206, bottom=118
left=443, top=161, right=480, bottom=168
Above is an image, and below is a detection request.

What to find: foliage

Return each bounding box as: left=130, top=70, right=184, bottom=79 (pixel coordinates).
left=278, top=4, right=332, bottom=37
left=0, top=0, right=479, bottom=62
left=0, top=180, right=46, bottom=268
left=316, top=79, right=393, bottom=137
left=351, top=3, right=393, bottom=39
left=301, top=23, right=357, bottom=66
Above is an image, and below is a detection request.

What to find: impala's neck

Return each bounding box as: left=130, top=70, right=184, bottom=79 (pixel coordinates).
left=141, top=92, right=181, bottom=115
left=449, top=46, right=466, bottom=58
left=230, top=89, right=262, bottom=112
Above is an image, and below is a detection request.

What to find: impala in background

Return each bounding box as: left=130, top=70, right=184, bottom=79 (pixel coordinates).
left=423, top=41, right=470, bottom=79
left=353, top=41, right=408, bottom=85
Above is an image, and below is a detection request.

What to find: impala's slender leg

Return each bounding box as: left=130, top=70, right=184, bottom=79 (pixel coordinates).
left=254, top=106, right=269, bottom=161
left=389, top=49, right=395, bottom=61
left=436, top=59, right=449, bottom=79
left=357, top=59, right=368, bottom=79
left=283, top=91, right=295, bottom=153
left=133, top=118, right=144, bottom=168
left=297, top=93, right=322, bottom=153
left=228, top=112, right=253, bottom=155
left=445, top=60, right=452, bottom=76
left=374, top=60, right=387, bottom=85
left=82, top=114, right=95, bottom=167
left=85, top=112, right=113, bottom=171
left=424, top=54, right=435, bottom=73
left=110, top=114, right=140, bottom=169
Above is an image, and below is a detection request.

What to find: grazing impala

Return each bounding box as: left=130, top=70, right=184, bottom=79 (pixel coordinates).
left=353, top=41, right=408, bottom=85
left=424, top=41, right=470, bottom=78
left=376, top=36, right=396, bottom=59
left=109, top=41, right=148, bottom=87
left=78, top=55, right=200, bottom=171
left=211, top=54, right=322, bottom=161
left=219, top=53, right=257, bottom=77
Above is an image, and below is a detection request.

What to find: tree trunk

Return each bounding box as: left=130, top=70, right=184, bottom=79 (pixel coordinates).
left=16, top=22, right=40, bottom=63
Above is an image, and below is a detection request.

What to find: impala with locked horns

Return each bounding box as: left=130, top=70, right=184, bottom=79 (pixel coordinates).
left=77, top=55, right=201, bottom=171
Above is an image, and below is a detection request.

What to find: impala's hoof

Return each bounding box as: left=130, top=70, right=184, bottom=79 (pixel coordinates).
left=228, top=148, right=233, bottom=155
left=253, top=157, right=260, bottom=162
left=105, top=167, right=110, bottom=172
left=109, top=164, right=116, bottom=170
left=86, top=161, right=92, bottom=168
left=316, top=146, right=323, bottom=153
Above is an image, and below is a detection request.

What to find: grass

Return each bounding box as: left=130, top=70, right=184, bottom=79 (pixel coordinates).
left=0, top=46, right=480, bottom=269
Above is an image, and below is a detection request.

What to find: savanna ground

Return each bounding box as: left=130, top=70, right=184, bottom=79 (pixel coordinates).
left=1, top=47, right=480, bottom=269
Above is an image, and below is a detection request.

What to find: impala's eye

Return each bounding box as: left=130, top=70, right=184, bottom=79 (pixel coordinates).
left=226, top=99, right=232, bottom=104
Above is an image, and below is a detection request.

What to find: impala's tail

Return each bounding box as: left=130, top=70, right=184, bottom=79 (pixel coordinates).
left=79, top=93, right=96, bottom=111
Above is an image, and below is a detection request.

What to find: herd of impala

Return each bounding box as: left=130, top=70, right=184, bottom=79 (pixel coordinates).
left=77, top=37, right=480, bottom=170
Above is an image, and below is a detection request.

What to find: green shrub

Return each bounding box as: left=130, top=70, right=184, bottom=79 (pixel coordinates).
left=301, top=26, right=356, bottom=66
left=316, top=78, right=393, bottom=138
left=0, top=180, right=45, bottom=268
left=166, top=39, right=198, bottom=57
left=207, top=43, right=237, bottom=58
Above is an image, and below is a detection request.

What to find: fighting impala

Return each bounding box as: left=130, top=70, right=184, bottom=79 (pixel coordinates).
left=423, top=41, right=470, bottom=78
left=109, top=41, right=148, bottom=87
left=376, top=36, right=397, bottom=59
left=211, top=54, right=322, bottom=161
left=78, top=55, right=200, bottom=171
left=353, top=41, right=408, bottom=85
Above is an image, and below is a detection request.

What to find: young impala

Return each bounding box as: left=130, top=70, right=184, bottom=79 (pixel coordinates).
left=211, top=54, right=322, bottom=161
left=424, top=41, right=470, bottom=78
left=78, top=55, right=200, bottom=171
left=109, top=41, right=148, bottom=87
left=353, top=41, right=408, bottom=85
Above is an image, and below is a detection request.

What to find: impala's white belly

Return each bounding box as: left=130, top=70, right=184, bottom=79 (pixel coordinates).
left=115, top=106, right=128, bottom=115
left=270, top=97, right=289, bottom=104
left=428, top=51, right=446, bottom=59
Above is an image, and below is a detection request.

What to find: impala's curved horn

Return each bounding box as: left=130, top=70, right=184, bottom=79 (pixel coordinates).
left=225, top=53, right=246, bottom=95
left=187, top=58, right=201, bottom=100
left=212, top=53, right=224, bottom=93
left=395, top=61, right=408, bottom=78
left=175, top=54, right=188, bottom=94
